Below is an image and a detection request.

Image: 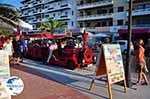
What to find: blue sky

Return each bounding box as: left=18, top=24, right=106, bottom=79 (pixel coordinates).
left=0, top=0, right=22, bottom=8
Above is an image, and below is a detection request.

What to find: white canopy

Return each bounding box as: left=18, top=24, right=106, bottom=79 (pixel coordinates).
left=18, top=19, right=33, bottom=30
left=0, top=19, right=33, bottom=31
left=89, top=33, right=109, bottom=37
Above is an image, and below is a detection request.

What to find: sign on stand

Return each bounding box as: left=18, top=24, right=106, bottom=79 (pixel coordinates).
left=0, top=50, right=11, bottom=99
left=89, top=44, right=127, bottom=99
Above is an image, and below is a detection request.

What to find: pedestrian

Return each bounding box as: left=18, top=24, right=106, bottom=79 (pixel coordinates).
left=3, top=37, right=14, bottom=62
left=136, top=39, right=149, bottom=85
left=20, top=35, right=27, bottom=62
left=12, top=35, right=21, bottom=64
left=104, top=37, right=111, bottom=44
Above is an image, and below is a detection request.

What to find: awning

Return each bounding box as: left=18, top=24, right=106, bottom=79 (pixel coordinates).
left=118, top=29, right=150, bottom=34
left=25, top=33, right=54, bottom=39
left=18, top=19, right=33, bottom=30
left=89, top=33, right=110, bottom=37
left=0, top=19, right=33, bottom=31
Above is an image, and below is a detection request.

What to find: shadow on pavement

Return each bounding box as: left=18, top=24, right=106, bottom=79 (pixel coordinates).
left=11, top=64, right=77, bottom=85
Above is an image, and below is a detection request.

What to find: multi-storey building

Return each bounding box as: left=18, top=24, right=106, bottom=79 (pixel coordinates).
left=77, top=0, right=114, bottom=33
left=20, top=0, right=77, bottom=32
left=77, top=0, right=150, bottom=35
left=118, top=0, right=150, bottom=40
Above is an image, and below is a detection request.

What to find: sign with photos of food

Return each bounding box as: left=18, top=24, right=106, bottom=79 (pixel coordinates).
left=103, top=44, right=125, bottom=84
left=0, top=50, right=11, bottom=99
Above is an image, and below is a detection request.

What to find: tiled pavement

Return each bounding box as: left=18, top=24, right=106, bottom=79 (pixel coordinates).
left=11, top=66, right=90, bottom=99
left=11, top=58, right=150, bottom=99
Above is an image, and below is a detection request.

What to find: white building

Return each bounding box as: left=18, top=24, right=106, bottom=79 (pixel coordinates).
left=20, top=0, right=77, bottom=32
left=77, top=0, right=150, bottom=34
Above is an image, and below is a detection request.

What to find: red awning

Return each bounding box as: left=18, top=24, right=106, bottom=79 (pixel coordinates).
left=118, top=29, right=150, bottom=34
left=25, top=33, right=54, bottom=39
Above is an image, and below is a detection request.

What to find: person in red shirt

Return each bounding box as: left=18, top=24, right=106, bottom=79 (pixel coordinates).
left=136, top=39, right=149, bottom=85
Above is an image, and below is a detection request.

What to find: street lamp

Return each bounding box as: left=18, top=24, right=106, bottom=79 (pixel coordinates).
left=125, top=0, right=133, bottom=87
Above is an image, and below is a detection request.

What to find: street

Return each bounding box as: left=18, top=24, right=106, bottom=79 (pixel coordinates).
left=11, top=58, right=150, bottom=99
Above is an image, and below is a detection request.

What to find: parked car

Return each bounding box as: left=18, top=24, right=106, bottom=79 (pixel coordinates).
left=112, top=40, right=134, bottom=54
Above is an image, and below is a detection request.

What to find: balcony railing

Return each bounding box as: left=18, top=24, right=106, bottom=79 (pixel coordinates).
left=77, top=13, right=113, bottom=21
left=121, top=24, right=150, bottom=29
left=77, top=0, right=113, bottom=10
left=45, top=4, right=71, bottom=13
left=132, top=8, right=150, bottom=16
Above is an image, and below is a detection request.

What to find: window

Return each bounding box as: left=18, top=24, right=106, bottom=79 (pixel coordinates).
left=72, top=21, right=74, bottom=26
left=80, top=23, right=83, bottom=28
left=97, top=10, right=102, bottom=14
left=87, top=11, right=91, bottom=15
left=72, top=11, right=74, bottom=15
left=45, top=14, right=49, bottom=18
left=86, top=23, right=90, bottom=27
left=53, top=13, right=55, bottom=17
left=109, top=8, right=113, bottom=13
left=65, top=22, right=67, bottom=25
left=96, top=22, right=101, bottom=27
left=102, top=21, right=107, bottom=26
left=118, top=7, right=124, bottom=12
left=102, top=9, right=107, bottom=13
left=80, top=12, right=83, bottom=16
left=109, top=20, right=113, bottom=26
left=80, top=1, right=84, bottom=5
left=65, top=11, right=68, bottom=16
left=117, top=20, right=123, bottom=25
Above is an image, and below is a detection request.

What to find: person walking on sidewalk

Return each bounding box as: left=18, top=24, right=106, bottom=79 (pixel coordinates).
left=136, top=39, right=149, bottom=85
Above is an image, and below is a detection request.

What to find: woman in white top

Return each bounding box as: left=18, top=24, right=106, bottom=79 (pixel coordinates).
left=3, top=37, right=13, bottom=61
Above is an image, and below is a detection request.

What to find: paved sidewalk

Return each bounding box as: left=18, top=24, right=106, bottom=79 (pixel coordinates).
left=11, top=59, right=150, bottom=99
left=11, top=66, right=90, bottom=99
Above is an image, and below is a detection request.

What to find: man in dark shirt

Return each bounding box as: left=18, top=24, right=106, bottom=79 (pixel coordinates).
left=12, top=35, right=21, bottom=64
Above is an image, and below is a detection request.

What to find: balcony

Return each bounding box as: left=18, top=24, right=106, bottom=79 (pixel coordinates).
left=120, top=24, right=150, bottom=29
left=57, top=16, right=70, bottom=20
left=77, top=0, right=113, bottom=10
left=45, top=4, right=71, bottom=13
left=32, top=10, right=44, bottom=15
left=20, top=4, right=32, bottom=9
left=77, top=13, right=113, bottom=21
left=44, top=0, right=55, bottom=4
left=132, top=8, right=150, bottom=16
left=32, top=1, right=44, bottom=7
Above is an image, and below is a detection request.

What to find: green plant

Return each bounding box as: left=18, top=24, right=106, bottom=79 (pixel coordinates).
left=39, top=18, right=66, bottom=34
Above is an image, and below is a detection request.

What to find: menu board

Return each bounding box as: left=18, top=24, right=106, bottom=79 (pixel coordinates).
left=0, top=50, right=11, bottom=99
left=103, top=44, right=125, bottom=84
left=89, top=44, right=127, bottom=99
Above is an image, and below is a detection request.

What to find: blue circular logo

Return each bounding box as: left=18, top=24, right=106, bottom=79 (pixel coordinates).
left=5, top=76, right=24, bottom=96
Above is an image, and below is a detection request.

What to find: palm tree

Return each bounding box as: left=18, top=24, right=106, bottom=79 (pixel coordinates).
left=39, top=18, right=66, bottom=34
left=0, top=3, right=19, bottom=27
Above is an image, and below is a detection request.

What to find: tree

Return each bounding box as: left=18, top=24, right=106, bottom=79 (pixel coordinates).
left=39, top=18, right=66, bottom=34
left=0, top=3, right=19, bottom=27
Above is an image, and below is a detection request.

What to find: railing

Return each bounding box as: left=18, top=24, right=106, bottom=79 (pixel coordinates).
left=78, top=13, right=112, bottom=20
left=133, top=8, right=150, bottom=12
left=45, top=4, right=71, bottom=12
left=78, top=0, right=113, bottom=9
left=117, top=24, right=150, bottom=29
left=132, top=8, right=150, bottom=16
